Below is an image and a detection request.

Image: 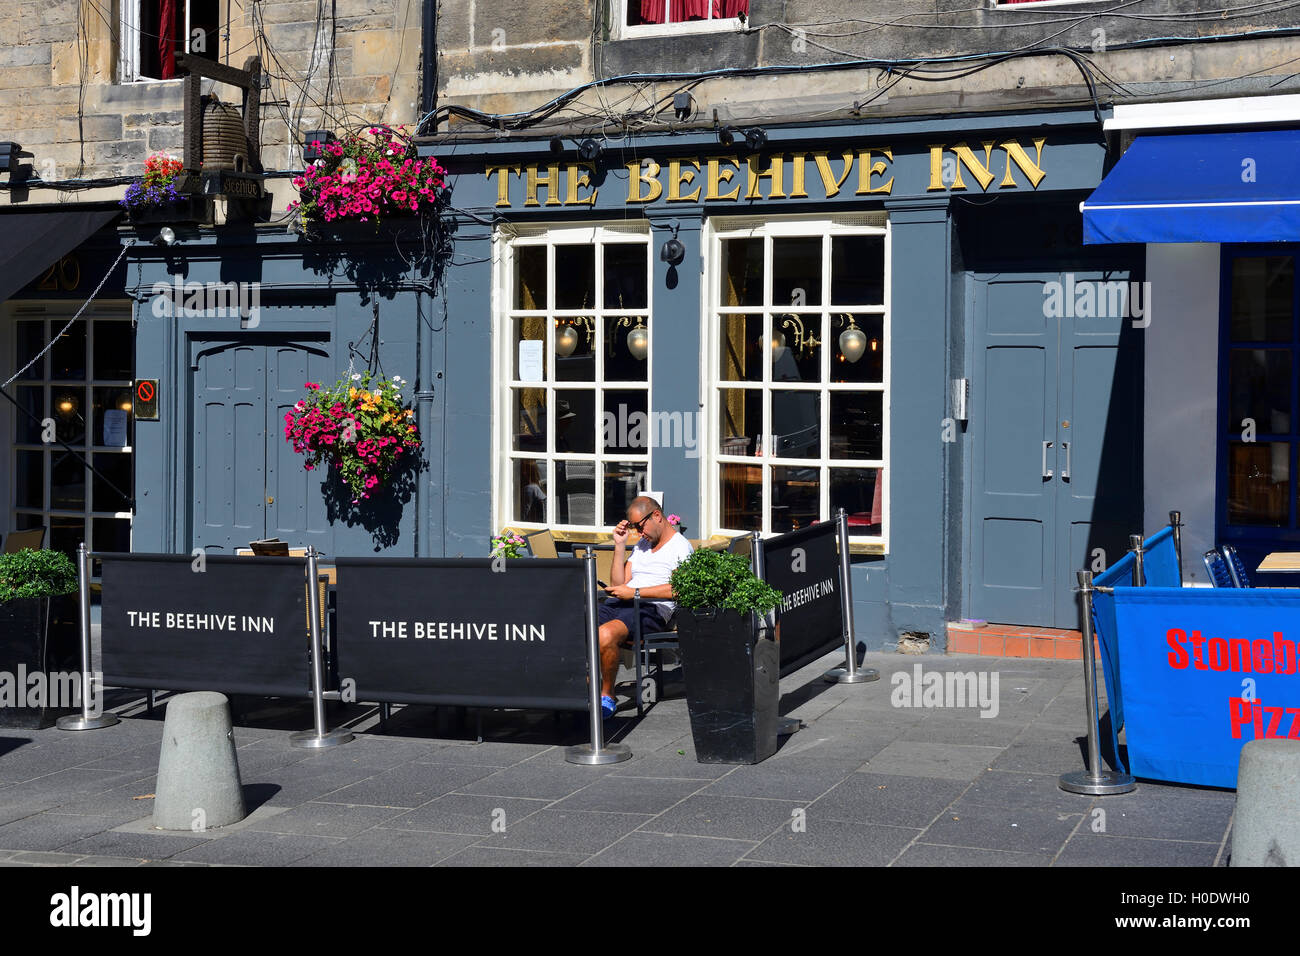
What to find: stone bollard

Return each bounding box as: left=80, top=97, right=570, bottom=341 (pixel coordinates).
left=1231, top=738, right=1300, bottom=866
left=153, top=691, right=246, bottom=831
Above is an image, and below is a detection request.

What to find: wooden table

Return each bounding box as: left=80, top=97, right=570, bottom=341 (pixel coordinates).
left=1257, top=552, right=1300, bottom=573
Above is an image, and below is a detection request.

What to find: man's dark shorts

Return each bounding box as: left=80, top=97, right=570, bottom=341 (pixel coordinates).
left=598, top=599, right=669, bottom=638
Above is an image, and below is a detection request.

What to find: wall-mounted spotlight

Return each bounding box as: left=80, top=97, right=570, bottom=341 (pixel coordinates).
left=549, top=137, right=564, bottom=154
left=0, top=141, right=19, bottom=174
left=743, top=127, right=767, bottom=151
left=153, top=226, right=177, bottom=247
left=577, top=139, right=603, bottom=162
left=717, top=126, right=736, bottom=148
left=659, top=222, right=685, bottom=265
left=301, top=130, right=336, bottom=164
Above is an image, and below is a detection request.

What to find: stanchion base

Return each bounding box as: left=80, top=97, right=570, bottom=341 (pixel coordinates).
left=777, top=716, right=803, bottom=736
left=289, top=728, right=354, bottom=750
left=56, top=713, right=120, bottom=731
left=824, top=667, right=880, bottom=684
left=1058, top=769, right=1137, bottom=795
left=565, top=742, right=632, bottom=765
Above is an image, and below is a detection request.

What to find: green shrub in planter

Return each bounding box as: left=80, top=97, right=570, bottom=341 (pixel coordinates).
left=0, top=548, right=77, bottom=601
left=669, top=549, right=783, bottom=764
left=669, top=549, right=782, bottom=615
left=0, top=549, right=79, bottom=729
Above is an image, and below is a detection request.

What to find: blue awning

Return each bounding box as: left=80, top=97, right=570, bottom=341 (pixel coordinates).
left=1082, top=129, right=1300, bottom=244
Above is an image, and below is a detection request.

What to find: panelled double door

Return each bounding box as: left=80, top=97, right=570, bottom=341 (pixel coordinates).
left=190, top=337, right=334, bottom=555
left=967, top=271, right=1142, bottom=629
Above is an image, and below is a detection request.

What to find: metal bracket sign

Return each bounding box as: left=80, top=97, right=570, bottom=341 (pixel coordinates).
left=134, top=379, right=159, bottom=420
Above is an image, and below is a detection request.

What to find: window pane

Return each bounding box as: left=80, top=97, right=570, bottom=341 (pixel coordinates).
left=772, top=237, right=822, bottom=307
left=94, top=322, right=134, bottom=380
left=93, top=387, right=135, bottom=448
left=720, top=238, right=762, bottom=307
left=556, top=460, right=596, bottom=525
left=92, top=452, right=132, bottom=513
left=48, top=516, right=85, bottom=559
left=15, top=450, right=44, bottom=509
left=555, top=245, right=595, bottom=309
left=92, top=516, right=131, bottom=554
left=719, top=387, right=761, bottom=456
left=604, top=460, right=647, bottom=523
left=15, top=386, right=44, bottom=443
left=511, top=389, right=547, bottom=453
left=831, top=467, right=882, bottom=536
left=1228, top=349, right=1291, bottom=434
left=555, top=319, right=596, bottom=382
left=514, top=245, right=547, bottom=309
left=51, top=322, right=86, bottom=380
left=16, top=321, right=46, bottom=380
left=51, top=451, right=87, bottom=510
left=772, top=313, right=821, bottom=383
left=771, top=390, right=820, bottom=459
left=53, top=388, right=87, bottom=445
left=513, top=316, right=546, bottom=381
left=719, top=462, right=761, bottom=530
left=513, top=458, right=547, bottom=523
left=830, top=392, right=883, bottom=460
left=603, top=243, right=648, bottom=310
left=602, top=389, right=648, bottom=454
left=720, top=313, right=762, bottom=382
left=772, top=466, right=819, bottom=533
left=1226, top=441, right=1289, bottom=526
left=605, top=316, right=649, bottom=382
left=1230, top=257, right=1293, bottom=342
left=831, top=235, right=885, bottom=305
left=556, top=389, right=595, bottom=454
left=830, top=313, right=883, bottom=383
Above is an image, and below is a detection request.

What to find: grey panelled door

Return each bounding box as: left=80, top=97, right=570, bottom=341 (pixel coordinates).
left=968, top=271, right=1141, bottom=628
left=192, top=339, right=333, bottom=554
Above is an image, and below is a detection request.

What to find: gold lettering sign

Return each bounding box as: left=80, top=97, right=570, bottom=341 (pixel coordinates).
left=485, top=140, right=1046, bottom=207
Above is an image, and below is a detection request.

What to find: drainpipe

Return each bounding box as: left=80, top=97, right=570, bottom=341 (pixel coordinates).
left=420, top=0, right=437, bottom=123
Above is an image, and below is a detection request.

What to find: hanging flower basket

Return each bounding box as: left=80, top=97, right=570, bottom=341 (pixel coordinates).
left=121, top=152, right=209, bottom=224
left=284, top=371, right=422, bottom=506
left=289, top=126, right=447, bottom=233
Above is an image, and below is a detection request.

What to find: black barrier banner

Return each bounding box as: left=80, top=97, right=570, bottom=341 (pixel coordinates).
left=761, top=523, right=845, bottom=677
left=99, top=553, right=311, bottom=697
left=334, top=557, right=590, bottom=711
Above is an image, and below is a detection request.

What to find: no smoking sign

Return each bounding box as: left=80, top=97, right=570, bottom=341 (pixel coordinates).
left=134, top=379, right=159, bottom=420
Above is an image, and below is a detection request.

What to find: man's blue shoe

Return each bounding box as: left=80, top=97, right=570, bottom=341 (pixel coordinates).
left=601, top=695, right=617, bottom=719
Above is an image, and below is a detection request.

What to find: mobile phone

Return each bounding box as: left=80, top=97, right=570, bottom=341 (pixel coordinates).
left=598, top=580, right=609, bottom=588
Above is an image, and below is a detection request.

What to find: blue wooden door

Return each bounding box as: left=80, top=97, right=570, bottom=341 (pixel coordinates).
left=968, top=271, right=1142, bottom=627
left=191, top=339, right=333, bottom=555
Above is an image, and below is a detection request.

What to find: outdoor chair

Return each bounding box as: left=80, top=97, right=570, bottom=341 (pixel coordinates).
left=1203, top=549, right=1237, bottom=588
left=2, top=527, right=46, bottom=553
left=630, top=591, right=679, bottom=717
left=524, top=529, right=558, bottom=559
left=1220, top=544, right=1253, bottom=588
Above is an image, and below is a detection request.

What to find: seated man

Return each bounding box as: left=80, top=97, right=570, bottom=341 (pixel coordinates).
left=597, top=497, right=693, bottom=718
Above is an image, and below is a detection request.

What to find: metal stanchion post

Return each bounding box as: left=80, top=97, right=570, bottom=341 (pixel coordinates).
left=1129, top=534, right=1145, bottom=587
left=58, top=543, right=119, bottom=731
left=824, top=509, right=879, bottom=684
left=290, top=547, right=353, bottom=749
left=567, top=553, right=632, bottom=765
left=1059, top=570, right=1136, bottom=795
left=1169, top=510, right=1183, bottom=583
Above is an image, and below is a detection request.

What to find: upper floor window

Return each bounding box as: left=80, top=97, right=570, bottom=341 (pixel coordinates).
left=120, top=0, right=220, bottom=82
left=619, top=1, right=748, bottom=38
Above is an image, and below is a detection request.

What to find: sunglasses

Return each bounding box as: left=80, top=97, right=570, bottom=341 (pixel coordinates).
left=629, top=511, right=659, bottom=533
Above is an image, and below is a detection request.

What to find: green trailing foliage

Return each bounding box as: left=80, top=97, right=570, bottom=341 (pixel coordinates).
left=0, top=549, right=78, bottom=602
left=670, top=549, right=782, bottom=615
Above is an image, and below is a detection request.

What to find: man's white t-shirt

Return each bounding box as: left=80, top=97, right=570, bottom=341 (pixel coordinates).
left=624, top=532, right=694, bottom=621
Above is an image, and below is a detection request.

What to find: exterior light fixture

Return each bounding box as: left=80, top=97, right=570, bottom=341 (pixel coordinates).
left=302, top=130, right=336, bottom=164
left=717, top=126, right=736, bottom=148
left=549, top=137, right=564, bottom=154
left=837, top=314, right=868, bottom=363
left=153, top=226, right=177, bottom=246
left=0, top=142, right=19, bottom=173
left=659, top=220, right=685, bottom=265
left=743, top=127, right=767, bottom=150
left=577, top=139, right=603, bottom=162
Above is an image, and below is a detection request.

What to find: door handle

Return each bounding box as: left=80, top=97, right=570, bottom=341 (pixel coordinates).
left=1061, top=442, right=1070, bottom=480
left=1042, top=441, right=1053, bottom=479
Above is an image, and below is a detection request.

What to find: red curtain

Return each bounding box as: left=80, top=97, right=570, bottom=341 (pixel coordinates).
left=640, top=0, right=746, bottom=23
left=640, top=0, right=666, bottom=24
left=721, top=0, right=749, bottom=17
left=158, top=0, right=176, bottom=80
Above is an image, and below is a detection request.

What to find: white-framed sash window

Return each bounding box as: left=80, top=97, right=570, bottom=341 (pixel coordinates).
left=493, top=223, right=654, bottom=532
left=613, top=1, right=748, bottom=40
left=705, top=213, right=890, bottom=546
left=120, top=0, right=220, bottom=83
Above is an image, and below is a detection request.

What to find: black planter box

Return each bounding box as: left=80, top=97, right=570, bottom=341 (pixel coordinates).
left=0, top=595, right=80, bottom=729
left=676, top=608, right=780, bottom=765
left=127, top=196, right=211, bottom=225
